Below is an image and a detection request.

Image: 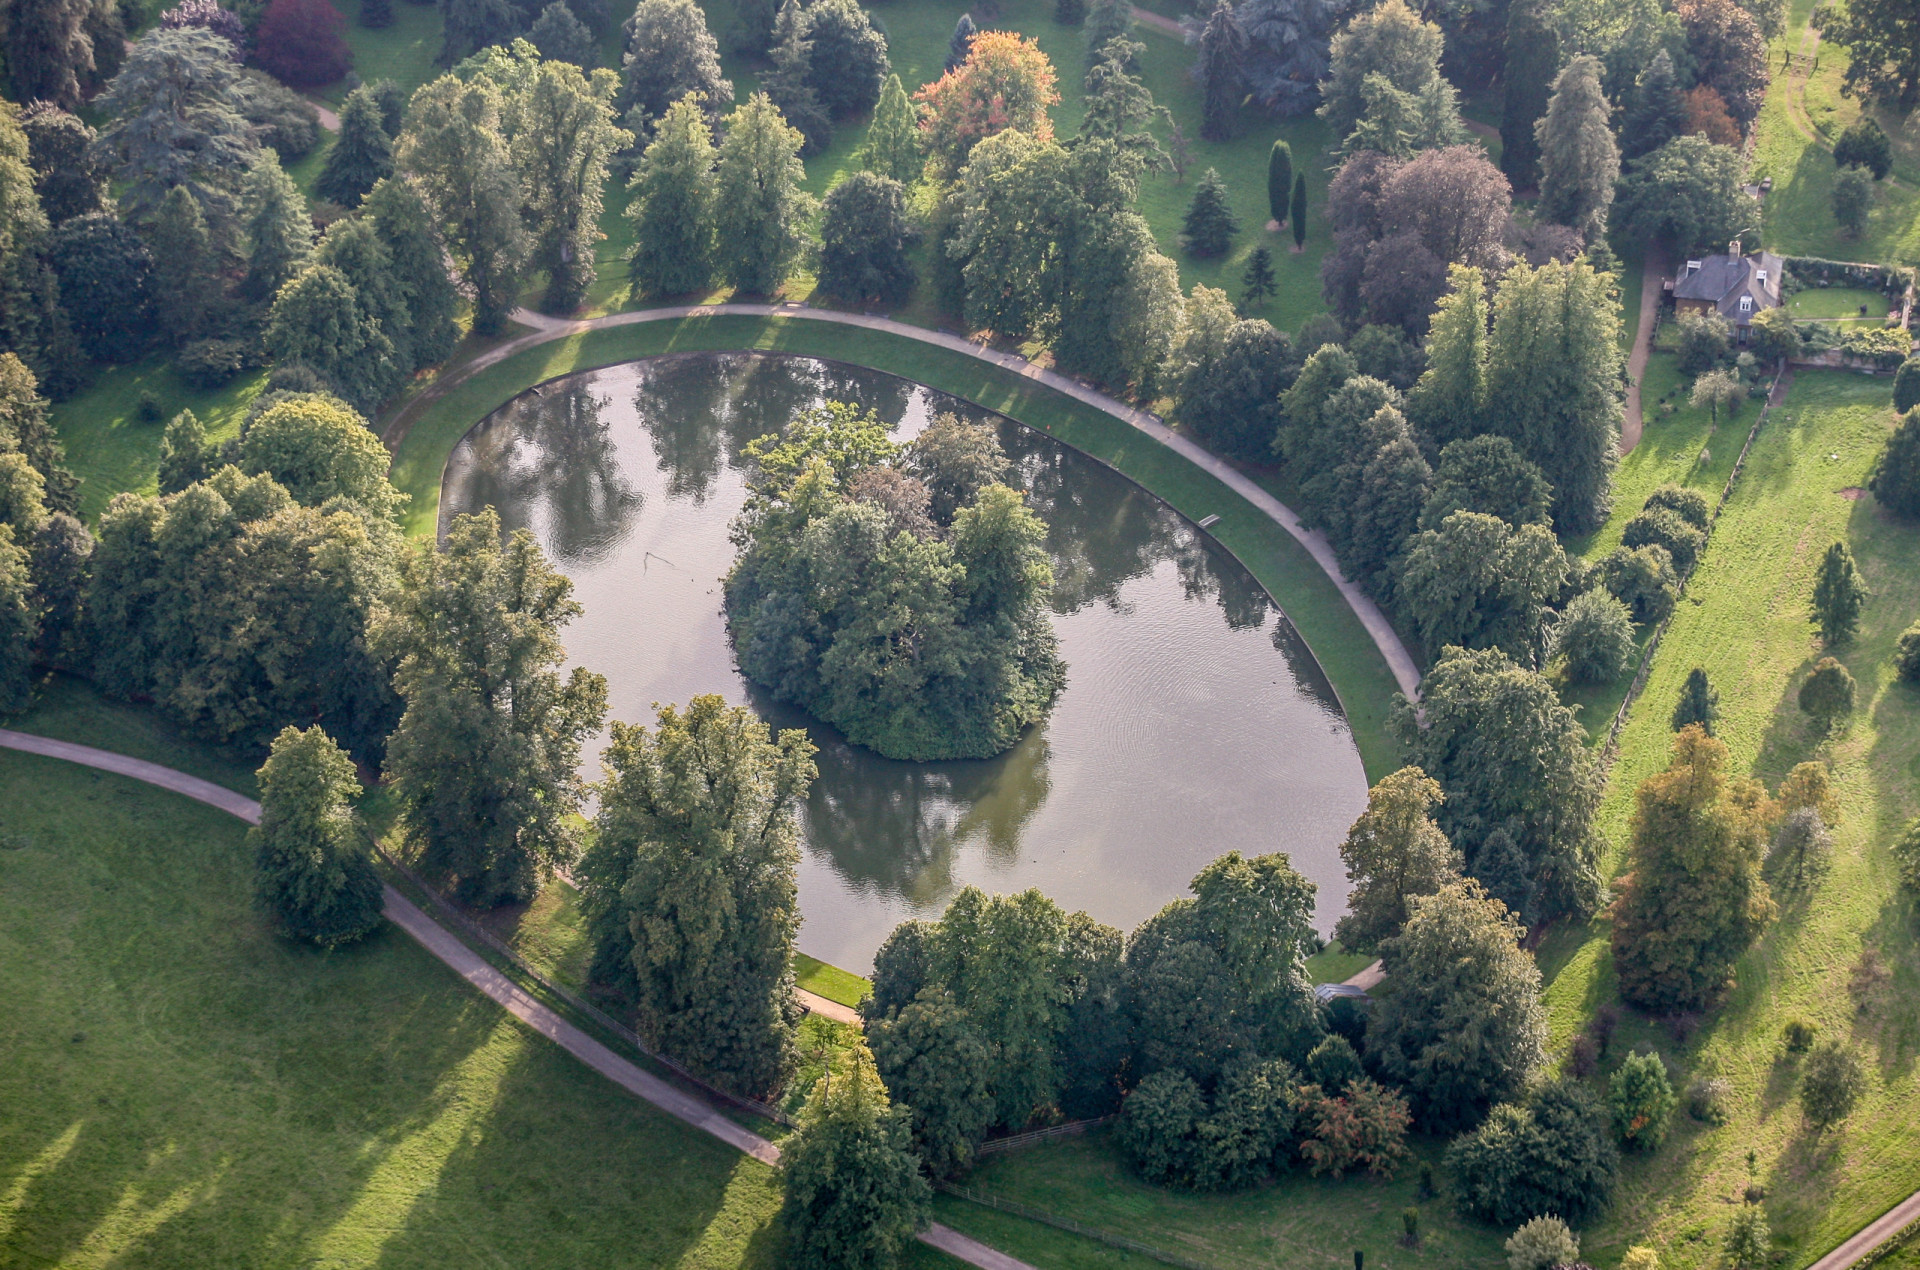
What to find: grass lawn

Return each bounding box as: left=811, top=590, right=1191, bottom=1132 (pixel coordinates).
left=794, top=953, right=873, bottom=1008
left=946, top=1127, right=1508, bottom=1269
left=384, top=311, right=1406, bottom=780
left=1536, top=371, right=1920, bottom=1269
left=1789, top=287, right=1898, bottom=320
left=328, top=0, right=449, bottom=104
left=0, top=685, right=789, bottom=1270
left=1303, top=940, right=1376, bottom=984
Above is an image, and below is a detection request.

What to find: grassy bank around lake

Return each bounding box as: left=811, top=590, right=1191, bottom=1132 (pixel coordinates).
left=385, top=311, right=1405, bottom=779
left=0, top=687, right=788, bottom=1270
left=1538, top=371, right=1920, bottom=1269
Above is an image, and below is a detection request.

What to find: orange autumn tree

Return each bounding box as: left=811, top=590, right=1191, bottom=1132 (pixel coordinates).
left=1682, top=85, right=1741, bottom=146
left=914, top=30, right=1060, bottom=178
left=1611, top=725, right=1777, bottom=1013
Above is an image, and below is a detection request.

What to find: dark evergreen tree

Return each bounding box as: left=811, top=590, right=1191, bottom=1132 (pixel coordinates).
left=4, top=0, right=95, bottom=109
left=48, top=212, right=154, bottom=363
left=1291, top=171, right=1308, bottom=249
left=1499, top=0, right=1557, bottom=188
left=1055, top=0, right=1087, bottom=23
left=316, top=84, right=394, bottom=207
left=1421, top=435, right=1552, bottom=530
left=28, top=511, right=92, bottom=671
left=18, top=103, right=107, bottom=223
left=762, top=0, right=833, bottom=156
left=314, top=216, right=413, bottom=385
left=1181, top=317, right=1295, bottom=459
left=147, top=185, right=218, bottom=346
left=438, top=0, right=518, bottom=62
left=361, top=0, right=394, bottom=27
left=1811, top=540, right=1868, bottom=643
left=264, top=265, right=400, bottom=416
left=1672, top=668, right=1721, bottom=735
left=1241, top=244, right=1277, bottom=309
left=251, top=724, right=386, bottom=947
left=1832, top=116, right=1893, bottom=179
left=1873, top=406, right=1920, bottom=515
left=867, top=987, right=996, bottom=1178
left=1083, top=0, right=1133, bottom=67
left=1447, top=1080, right=1619, bottom=1227
left=620, top=0, right=732, bottom=131
left=945, top=12, right=977, bottom=73
left=817, top=171, right=917, bottom=305
left=1469, top=828, right=1536, bottom=927
left=1181, top=167, right=1239, bottom=257
left=1799, top=656, right=1858, bottom=733
left=529, top=0, right=593, bottom=63
left=798, top=0, right=889, bottom=118
left=1267, top=138, right=1292, bottom=224
left=240, top=152, right=312, bottom=301
left=93, top=28, right=258, bottom=228
left=1621, top=49, right=1685, bottom=160
left=362, top=175, right=460, bottom=371
left=1195, top=0, right=1247, bottom=141
left=1893, top=360, right=1920, bottom=414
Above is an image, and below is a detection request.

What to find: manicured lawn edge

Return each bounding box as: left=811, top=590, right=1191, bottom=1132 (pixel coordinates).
left=387, top=314, right=1405, bottom=779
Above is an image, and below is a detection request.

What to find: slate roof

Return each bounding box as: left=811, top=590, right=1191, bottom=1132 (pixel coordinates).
left=1674, top=246, right=1784, bottom=325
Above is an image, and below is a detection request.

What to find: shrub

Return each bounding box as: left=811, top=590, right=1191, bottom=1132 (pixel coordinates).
left=1299, top=1078, right=1412, bottom=1180
left=1687, top=1076, right=1732, bottom=1124
left=1677, top=311, right=1732, bottom=376
left=1833, top=164, right=1873, bottom=238
left=1447, top=1081, right=1618, bottom=1228
left=1894, top=819, right=1920, bottom=892
left=1601, top=545, right=1679, bottom=623
left=1841, top=325, right=1912, bottom=369
left=136, top=390, right=165, bottom=423
left=1506, top=1215, right=1579, bottom=1270
left=1783, top=1018, right=1817, bottom=1052
left=1622, top=506, right=1707, bottom=576
left=1798, top=657, right=1857, bottom=732
left=1832, top=116, right=1893, bottom=179
left=1872, top=408, right=1920, bottom=517
left=1895, top=359, right=1920, bottom=414
left=239, top=71, right=323, bottom=159
left=1644, top=483, right=1710, bottom=529
left=1116, top=1061, right=1305, bottom=1191
left=1609, top=1050, right=1676, bottom=1151
left=253, top=0, right=352, bottom=87
left=1306, top=1033, right=1364, bottom=1091
left=1726, top=1204, right=1770, bottom=1270
left=1622, top=1246, right=1660, bottom=1270
left=1898, top=621, right=1920, bottom=681
left=1800, top=1040, right=1865, bottom=1128
left=1554, top=588, right=1637, bottom=684
left=177, top=338, right=253, bottom=389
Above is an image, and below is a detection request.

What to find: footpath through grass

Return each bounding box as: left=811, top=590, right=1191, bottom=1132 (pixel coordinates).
left=0, top=685, right=788, bottom=1270
left=1539, top=371, right=1920, bottom=1269
left=387, top=312, right=1405, bottom=779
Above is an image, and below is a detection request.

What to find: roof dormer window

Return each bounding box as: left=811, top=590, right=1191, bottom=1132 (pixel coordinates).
left=1739, top=296, right=1753, bottom=313
left=1756, top=270, right=1767, bottom=287
left=1686, top=260, right=1702, bottom=273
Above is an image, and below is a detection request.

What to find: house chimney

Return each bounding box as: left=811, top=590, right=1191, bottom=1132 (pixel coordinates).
left=1729, top=238, right=1741, bottom=257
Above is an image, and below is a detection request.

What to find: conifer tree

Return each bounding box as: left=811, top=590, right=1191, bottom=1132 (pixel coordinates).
left=1267, top=138, right=1292, bottom=225
left=1612, top=726, right=1775, bottom=1012
left=1290, top=171, right=1307, bottom=249
left=625, top=95, right=717, bottom=298
left=859, top=73, right=921, bottom=185
left=945, top=12, right=976, bottom=73
left=361, top=0, right=393, bottom=28
left=314, top=216, right=412, bottom=381
left=761, top=0, right=832, bottom=156
left=711, top=92, right=815, bottom=295
left=1240, top=244, right=1277, bottom=309
left=580, top=695, right=815, bottom=1095
left=620, top=0, right=732, bottom=130
left=1811, top=540, right=1867, bottom=644
left=1194, top=0, right=1246, bottom=141
left=4, top=0, right=96, bottom=109
left=240, top=151, right=312, bottom=301
left=148, top=184, right=217, bottom=346
left=513, top=60, right=630, bottom=313
left=780, top=1043, right=932, bottom=1270
left=374, top=508, right=608, bottom=906
left=316, top=84, right=393, bottom=207
left=1499, top=0, right=1558, bottom=188
left=1672, top=668, right=1720, bottom=735
left=397, top=75, right=529, bottom=334
left=251, top=724, right=386, bottom=947
left=1055, top=0, right=1086, bottom=23
left=19, top=103, right=107, bottom=223
left=1181, top=167, right=1239, bottom=258
left=1083, top=0, right=1133, bottom=68
left=157, top=409, right=212, bottom=494
left=1622, top=49, right=1687, bottom=160
left=362, top=175, right=461, bottom=370
left=1535, top=55, right=1619, bottom=237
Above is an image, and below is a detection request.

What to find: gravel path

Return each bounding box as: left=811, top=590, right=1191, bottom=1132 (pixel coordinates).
left=0, top=727, right=1032, bottom=1270
left=1621, top=244, right=1668, bottom=455
left=389, top=301, right=1424, bottom=702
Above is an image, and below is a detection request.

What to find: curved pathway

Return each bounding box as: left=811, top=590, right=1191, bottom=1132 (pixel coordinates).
left=1622, top=243, right=1668, bottom=455
left=0, top=728, right=1031, bottom=1270
left=389, top=301, right=1424, bottom=702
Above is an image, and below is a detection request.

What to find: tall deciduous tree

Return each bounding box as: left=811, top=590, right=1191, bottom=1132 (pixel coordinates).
left=1614, top=138, right=1757, bottom=258
left=529, top=0, right=595, bottom=66
left=619, top=0, right=732, bottom=132
left=711, top=92, right=816, bottom=295
left=915, top=30, right=1060, bottom=178
left=94, top=29, right=258, bottom=227
left=316, top=84, right=394, bottom=207
left=512, top=59, right=631, bottom=313
left=1678, top=0, right=1767, bottom=124
left=1420, top=434, right=1552, bottom=531
left=1335, top=766, right=1463, bottom=951
left=1535, top=55, right=1618, bottom=237
left=251, top=724, right=385, bottom=946
left=1397, top=511, right=1567, bottom=662
left=1370, top=879, right=1547, bottom=1130
left=1499, top=0, right=1557, bottom=188
left=398, top=75, right=530, bottom=334
left=1483, top=257, right=1622, bottom=535
left=239, top=393, right=404, bottom=519
left=1611, top=726, right=1775, bottom=1012
left=624, top=95, right=716, bottom=297
left=374, top=507, right=608, bottom=905
left=1318, top=0, right=1454, bottom=143
left=265, top=265, right=399, bottom=415
left=1396, top=645, right=1604, bottom=918
left=48, top=211, right=155, bottom=363
left=579, top=695, right=814, bottom=1095
left=0, top=354, right=76, bottom=515
left=362, top=175, right=461, bottom=370
left=0, top=525, right=37, bottom=711
left=780, top=1043, right=932, bottom=1270
left=1872, top=406, right=1920, bottom=514
left=817, top=171, right=916, bottom=305
left=1826, top=0, right=1920, bottom=109
left=19, top=102, right=107, bottom=222
left=4, top=0, right=95, bottom=108
left=859, top=73, right=921, bottom=185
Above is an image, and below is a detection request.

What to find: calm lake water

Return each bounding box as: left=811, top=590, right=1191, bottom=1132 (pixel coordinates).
left=441, top=353, right=1368, bottom=972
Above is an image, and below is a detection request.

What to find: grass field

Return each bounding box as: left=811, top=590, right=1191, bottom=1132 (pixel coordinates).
left=794, top=953, right=873, bottom=1008
left=1789, top=287, right=1898, bottom=320
left=1536, top=371, right=1920, bottom=1269
left=384, top=311, right=1407, bottom=779
left=0, top=686, right=790, bottom=1270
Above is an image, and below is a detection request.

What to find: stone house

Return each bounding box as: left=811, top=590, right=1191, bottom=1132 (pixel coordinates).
left=1671, top=240, right=1784, bottom=341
